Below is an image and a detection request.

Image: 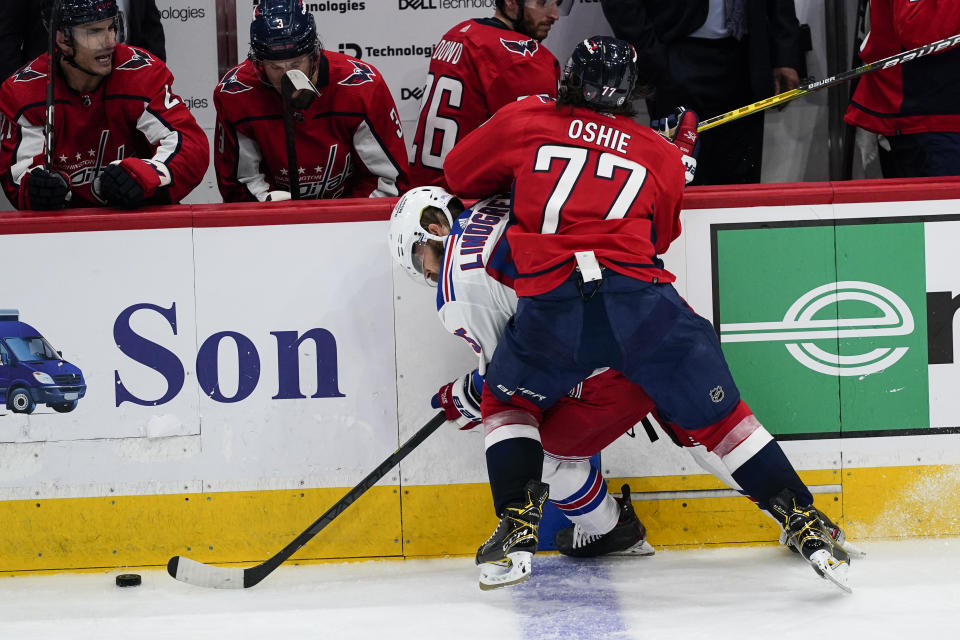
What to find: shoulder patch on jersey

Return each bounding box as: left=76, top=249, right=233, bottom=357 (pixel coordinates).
left=338, top=60, right=377, bottom=86
left=117, top=48, right=154, bottom=70
left=13, top=64, right=46, bottom=83
left=500, top=38, right=539, bottom=57
left=218, top=67, right=253, bottom=95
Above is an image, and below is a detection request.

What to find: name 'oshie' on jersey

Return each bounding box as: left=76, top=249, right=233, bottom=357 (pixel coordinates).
left=445, top=95, right=686, bottom=297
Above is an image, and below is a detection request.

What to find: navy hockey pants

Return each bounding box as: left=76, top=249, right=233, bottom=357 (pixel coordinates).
left=485, top=270, right=741, bottom=431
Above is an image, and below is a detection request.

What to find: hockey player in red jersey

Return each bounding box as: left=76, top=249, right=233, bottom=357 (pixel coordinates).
left=0, top=0, right=208, bottom=210
left=444, top=37, right=859, bottom=592
left=843, top=0, right=960, bottom=177
left=214, top=0, right=409, bottom=202
left=389, top=185, right=862, bottom=590
left=408, top=0, right=570, bottom=189
left=389, top=187, right=659, bottom=571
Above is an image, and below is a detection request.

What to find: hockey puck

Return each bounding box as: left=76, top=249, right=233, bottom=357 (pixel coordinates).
left=115, top=573, right=141, bottom=587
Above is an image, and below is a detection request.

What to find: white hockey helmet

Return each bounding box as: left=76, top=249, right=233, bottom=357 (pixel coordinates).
left=388, top=186, right=461, bottom=287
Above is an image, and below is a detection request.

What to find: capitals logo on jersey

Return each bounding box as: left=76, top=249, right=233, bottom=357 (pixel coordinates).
left=13, top=64, right=46, bottom=83
left=500, top=38, right=539, bottom=57
left=218, top=67, right=253, bottom=95
left=117, top=49, right=154, bottom=70
left=338, top=60, right=377, bottom=86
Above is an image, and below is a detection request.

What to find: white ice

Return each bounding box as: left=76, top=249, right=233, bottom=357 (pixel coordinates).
left=0, top=539, right=956, bottom=639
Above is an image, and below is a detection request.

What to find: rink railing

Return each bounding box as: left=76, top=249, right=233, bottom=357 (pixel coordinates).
left=1, top=177, right=959, bottom=575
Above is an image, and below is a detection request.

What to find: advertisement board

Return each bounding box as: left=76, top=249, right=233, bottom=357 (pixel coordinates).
left=2, top=181, right=960, bottom=572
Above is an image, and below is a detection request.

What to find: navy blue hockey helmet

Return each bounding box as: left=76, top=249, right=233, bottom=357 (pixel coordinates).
left=43, top=0, right=125, bottom=39
left=563, top=36, right=638, bottom=110
left=249, top=0, right=319, bottom=62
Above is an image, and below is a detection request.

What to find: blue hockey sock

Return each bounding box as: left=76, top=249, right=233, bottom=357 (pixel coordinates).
left=731, top=440, right=813, bottom=511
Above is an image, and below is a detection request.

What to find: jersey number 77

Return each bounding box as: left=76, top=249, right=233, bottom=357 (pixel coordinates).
left=534, top=144, right=649, bottom=234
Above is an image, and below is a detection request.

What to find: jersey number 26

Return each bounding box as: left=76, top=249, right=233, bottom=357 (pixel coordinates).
left=411, top=73, right=463, bottom=170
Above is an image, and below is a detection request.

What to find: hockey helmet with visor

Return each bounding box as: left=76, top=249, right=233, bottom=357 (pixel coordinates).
left=388, top=187, right=462, bottom=287
left=43, top=0, right=126, bottom=43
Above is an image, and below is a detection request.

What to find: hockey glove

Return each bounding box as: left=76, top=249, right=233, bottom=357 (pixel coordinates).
left=99, top=158, right=172, bottom=208
left=19, top=166, right=72, bottom=210
left=431, top=370, right=483, bottom=430
left=652, top=107, right=700, bottom=185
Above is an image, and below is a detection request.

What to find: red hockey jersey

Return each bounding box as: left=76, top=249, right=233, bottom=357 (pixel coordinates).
left=445, top=97, right=687, bottom=298
left=408, top=18, right=561, bottom=189
left=0, top=45, right=208, bottom=208
left=213, top=52, right=409, bottom=202
left=844, top=0, right=960, bottom=135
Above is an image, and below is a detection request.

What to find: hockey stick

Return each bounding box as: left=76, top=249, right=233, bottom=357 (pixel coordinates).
left=167, top=411, right=447, bottom=589
left=278, top=70, right=319, bottom=200
left=279, top=72, right=300, bottom=200
left=698, top=32, right=960, bottom=132
left=43, top=0, right=63, bottom=168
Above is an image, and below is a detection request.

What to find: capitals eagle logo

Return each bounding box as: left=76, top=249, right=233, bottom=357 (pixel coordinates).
left=13, top=64, right=46, bottom=83
left=338, top=60, right=376, bottom=86
left=218, top=67, right=253, bottom=94
left=500, top=38, right=539, bottom=57
left=117, top=48, right=154, bottom=70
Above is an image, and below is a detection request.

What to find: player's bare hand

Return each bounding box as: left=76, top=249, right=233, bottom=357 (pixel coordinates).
left=773, top=67, right=800, bottom=95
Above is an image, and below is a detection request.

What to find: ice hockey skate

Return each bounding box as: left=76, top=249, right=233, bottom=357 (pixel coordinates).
left=554, top=484, right=655, bottom=558
left=771, top=489, right=852, bottom=593
left=476, top=480, right=549, bottom=591
left=778, top=505, right=867, bottom=562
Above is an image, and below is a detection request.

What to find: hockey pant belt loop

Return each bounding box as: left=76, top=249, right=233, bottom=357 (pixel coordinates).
left=574, top=250, right=604, bottom=301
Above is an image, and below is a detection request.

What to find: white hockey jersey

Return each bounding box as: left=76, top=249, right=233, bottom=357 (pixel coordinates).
left=436, top=194, right=518, bottom=375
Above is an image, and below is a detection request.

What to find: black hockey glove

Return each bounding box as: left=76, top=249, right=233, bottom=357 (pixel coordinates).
left=19, top=166, right=72, bottom=210
left=98, top=158, right=171, bottom=208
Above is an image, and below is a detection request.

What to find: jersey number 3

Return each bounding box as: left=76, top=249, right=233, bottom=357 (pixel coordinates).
left=534, top=145, right=649, bottom=234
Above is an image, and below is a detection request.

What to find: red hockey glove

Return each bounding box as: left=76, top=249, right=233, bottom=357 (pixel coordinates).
left=19, top=166, right=72, bottom=210
left=99, top=158, right=172, bottom=208
left=431, top=371, right=483, bottom=430
left=652, top=107, right=700, bottom=184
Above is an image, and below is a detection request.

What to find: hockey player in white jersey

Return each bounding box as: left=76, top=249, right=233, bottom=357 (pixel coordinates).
left=390, top=187, right=658, bottom=589
left=388, top=185, right=864, bottom=592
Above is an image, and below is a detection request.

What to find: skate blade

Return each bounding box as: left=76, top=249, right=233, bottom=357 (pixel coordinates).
left=611, top=539, right=656, bottom=557
left=478, top=551, right=532, bottom=591
left=809, top=549, right=852, bottom=594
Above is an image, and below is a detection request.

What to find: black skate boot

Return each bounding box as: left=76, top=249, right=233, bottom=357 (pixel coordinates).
left=770, top=488, right=851, bottom=593
left=815, top=507, right=866, bottom=560
left=555, top=484, right=655, bottom=558
left=777, top=505, right=864, bottom=563
left=476, top=479, right=549, bottom=590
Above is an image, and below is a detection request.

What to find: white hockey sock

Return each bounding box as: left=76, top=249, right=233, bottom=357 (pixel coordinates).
left=542, top=455, right=619, bottom=535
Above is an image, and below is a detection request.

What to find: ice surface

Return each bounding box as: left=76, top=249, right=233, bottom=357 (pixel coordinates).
left=0, top=539, right=956, bottom=639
